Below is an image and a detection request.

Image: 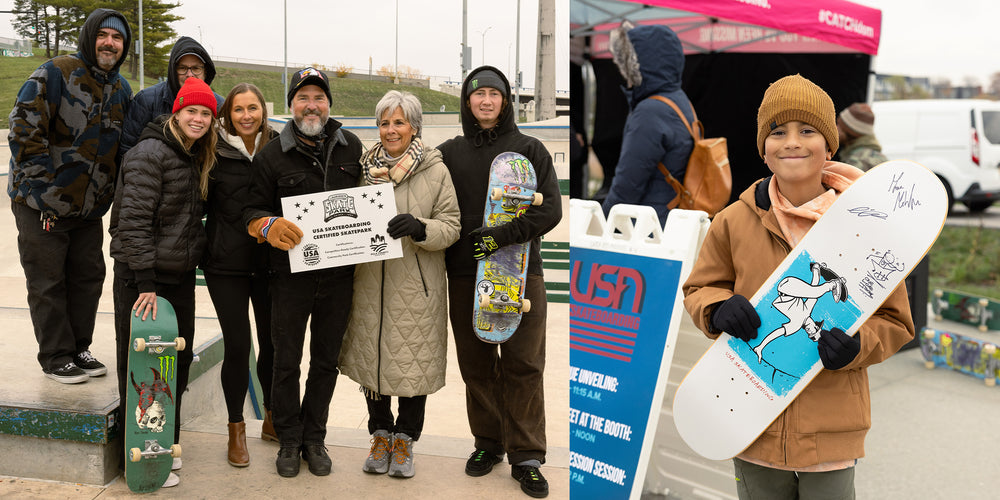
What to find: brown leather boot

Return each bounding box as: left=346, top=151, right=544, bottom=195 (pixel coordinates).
left=261, top=409, right=278, bottom=443
left=227, top=421, right=250, bottom=467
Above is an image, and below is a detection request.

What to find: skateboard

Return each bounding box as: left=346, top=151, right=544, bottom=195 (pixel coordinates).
left=932, top=289, right=1000, bottom=332
left=473, top=151, right=542, bottom=343
left=920, top=328, right=1000, bottom=386
left=124, top=296, right=185, bottom=493
left=672, top=160, right=947, bottom=460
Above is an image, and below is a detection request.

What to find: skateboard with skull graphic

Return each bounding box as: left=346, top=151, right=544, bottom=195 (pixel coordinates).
left=673, top=160, right=947, bottom=460
left=124, top=296, right=184, bottom=493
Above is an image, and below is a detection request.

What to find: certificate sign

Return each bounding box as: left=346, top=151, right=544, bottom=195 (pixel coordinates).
left=280, top=185, right=402, bottom=273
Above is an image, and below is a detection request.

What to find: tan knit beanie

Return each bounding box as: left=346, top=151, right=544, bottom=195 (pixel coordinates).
left=756, top=74, right=838, bottom=158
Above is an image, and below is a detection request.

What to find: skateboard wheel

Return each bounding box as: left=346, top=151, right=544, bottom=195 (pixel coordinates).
left=531, top=192, right=543, bottom=205
left=171, top=444, right=182, bottom=458
left=174, top=337, right=186, bottom=351
left=133, top=338, right=146, bottom=351
left=980, top=325, right=989, bottom=332
left=980, top=298, right=989, bottom=306
left=491, top=187, right=503, bottom=201
left=521, top=298, right=532, bottom=313
left=478, top=293, right=490, bottom=308
left=130, top=448, right=142, bottom=462
left=934, top=289, right=943, bottom=298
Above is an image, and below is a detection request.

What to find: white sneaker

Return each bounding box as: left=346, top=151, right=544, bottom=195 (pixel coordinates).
left=172, top=457, right=182, bottom=470
left=162, top=472, right=179, bottom=488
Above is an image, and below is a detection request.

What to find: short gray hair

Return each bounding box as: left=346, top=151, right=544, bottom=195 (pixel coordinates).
left=374, top=90, right=423, bottom=138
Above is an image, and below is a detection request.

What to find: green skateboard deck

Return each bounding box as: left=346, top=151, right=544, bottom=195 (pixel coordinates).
left=932, top=289, right=1000, bottom=332
left=124, top=296, right=184, bottom=493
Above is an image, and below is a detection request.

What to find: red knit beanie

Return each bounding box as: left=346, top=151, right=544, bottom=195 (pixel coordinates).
left=172, top=77, right=217, bottom=116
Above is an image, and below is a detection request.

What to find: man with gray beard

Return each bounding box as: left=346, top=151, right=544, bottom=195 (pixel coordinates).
left=242, top=67, right=363, bottom=478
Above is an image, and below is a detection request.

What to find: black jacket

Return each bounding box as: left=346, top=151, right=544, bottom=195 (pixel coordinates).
left=119, top=37, right=224, bottom=159
left=201, top=130, right=276, bottom=276
left=243, top=119, right=363, bottom=274
left=437, top=65, right=562, bottom=277
left=109, top=115, right=208, bottom=292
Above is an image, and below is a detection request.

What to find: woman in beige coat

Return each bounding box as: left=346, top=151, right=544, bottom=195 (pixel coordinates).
left=340, top=90, right=460, bottom=479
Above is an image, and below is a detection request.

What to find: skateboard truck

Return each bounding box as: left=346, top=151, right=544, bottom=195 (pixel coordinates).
left=129, top=439, right=182, bottom=462
left=133, top=335, right=186, bottom=353
left=491, top=187, right=543, bottom=206
left=478, top=292, right=532, bottom=313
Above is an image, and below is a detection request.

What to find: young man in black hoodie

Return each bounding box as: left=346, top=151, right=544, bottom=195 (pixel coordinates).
left=437, top=66, right=562, bottom=498
left=119, top=36, right=225, bottom=160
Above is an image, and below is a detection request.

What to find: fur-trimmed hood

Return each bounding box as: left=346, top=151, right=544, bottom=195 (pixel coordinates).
left=610, top=22, right=685, bottom=108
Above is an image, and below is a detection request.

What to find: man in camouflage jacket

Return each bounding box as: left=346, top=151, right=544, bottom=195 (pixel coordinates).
left=7, top=8, right=132, bottom=383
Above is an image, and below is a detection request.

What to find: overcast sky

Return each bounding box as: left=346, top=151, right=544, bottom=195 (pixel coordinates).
left=2, top=1, right=998, bottom=89
left=854, top=0, right=1000, bottom=86
left=0, top=0, right=569, bottom=91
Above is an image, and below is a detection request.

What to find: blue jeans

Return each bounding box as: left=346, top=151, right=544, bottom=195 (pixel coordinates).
left=269, top=268, right=353, bottom=447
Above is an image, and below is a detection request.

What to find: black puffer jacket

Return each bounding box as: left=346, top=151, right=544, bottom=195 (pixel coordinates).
left=201, top=130, right=275, bottom=276
left=109, top=115, right=208, bottom=292
left=118, top=36, right=224, bottom=159
left=243, top=118, right=363, bottom=274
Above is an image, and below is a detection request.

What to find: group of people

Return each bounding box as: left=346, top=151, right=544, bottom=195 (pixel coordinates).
left=8, top=8, right=560, bottom=499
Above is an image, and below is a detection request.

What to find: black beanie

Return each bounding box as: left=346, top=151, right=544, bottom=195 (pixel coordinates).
left=466, top=70, right=508, bottom=100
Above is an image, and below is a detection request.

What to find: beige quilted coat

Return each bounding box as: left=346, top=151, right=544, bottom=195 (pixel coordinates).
left=340, top=147, right=461, bottom=397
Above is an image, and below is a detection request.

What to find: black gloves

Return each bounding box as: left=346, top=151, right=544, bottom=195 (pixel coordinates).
left=710, top=295, right=761, bottom=342
left=470, top=227, right=503, bottom=260
left=387, top=214, right=426, bottom=241
left=818, top=328, right=860, bottom=370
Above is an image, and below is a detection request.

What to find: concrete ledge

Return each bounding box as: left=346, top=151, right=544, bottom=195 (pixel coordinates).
left=0, top=433, right=121, bottom=485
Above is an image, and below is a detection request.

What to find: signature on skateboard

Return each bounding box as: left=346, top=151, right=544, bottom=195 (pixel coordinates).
left=672, top=160, right=947, bottom=460
left=473, top=151, right=542, bottom=343
left=124, top=296, right=185, bottom=493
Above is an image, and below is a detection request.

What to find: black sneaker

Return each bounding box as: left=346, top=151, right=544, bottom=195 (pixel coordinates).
left=512, top=465, right=549, bottom=498
left=43, top=362, right=88, bottom=384
left=276, top=446, right=301, bottom=477
left=465, top=449, right=503, bottom=477
left=302, top=444, right=332, bottom=476
left=74, top=350, right=107, bottom=377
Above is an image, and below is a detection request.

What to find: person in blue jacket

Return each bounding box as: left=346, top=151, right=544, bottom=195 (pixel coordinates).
left=119, top=36, right=224, bottom=160
left=601, top=21, right=694, bottom=227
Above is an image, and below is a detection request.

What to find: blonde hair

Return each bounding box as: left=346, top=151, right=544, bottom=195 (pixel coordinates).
left=165, top=112, right=218, bottom=200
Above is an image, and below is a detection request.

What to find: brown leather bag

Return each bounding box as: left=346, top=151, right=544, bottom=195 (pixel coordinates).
left=648, top=95, right=732, bottom=217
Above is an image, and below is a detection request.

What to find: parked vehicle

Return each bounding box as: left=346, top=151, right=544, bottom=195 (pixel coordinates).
left=872, top=99, right=1000, bottom=212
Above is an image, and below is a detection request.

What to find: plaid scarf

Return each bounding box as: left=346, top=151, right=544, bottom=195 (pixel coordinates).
left=361, top=137, right=424, bottom=186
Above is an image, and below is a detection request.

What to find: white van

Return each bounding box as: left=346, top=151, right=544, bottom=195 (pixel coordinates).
left=871, top=99, right=1000, bottom=212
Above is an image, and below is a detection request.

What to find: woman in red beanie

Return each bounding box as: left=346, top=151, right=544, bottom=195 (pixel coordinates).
left=109, top=77, right=218, bottom=488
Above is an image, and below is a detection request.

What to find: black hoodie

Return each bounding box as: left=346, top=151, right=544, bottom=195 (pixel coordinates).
left=437, top=65, right=562, bottom=277
left=119, top=36, right=224, bottom=158
left=78, top=8, right=132, bottom=74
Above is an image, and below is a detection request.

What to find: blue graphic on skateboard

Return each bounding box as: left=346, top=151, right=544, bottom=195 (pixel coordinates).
left=728, top=251, right=863, bottom=396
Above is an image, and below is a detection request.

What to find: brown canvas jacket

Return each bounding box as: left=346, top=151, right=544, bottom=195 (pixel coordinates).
left=682, top=178, right=915, bottom=468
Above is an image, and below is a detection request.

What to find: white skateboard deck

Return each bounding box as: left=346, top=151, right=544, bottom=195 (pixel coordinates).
left=672, top=160, right=947, bottom=461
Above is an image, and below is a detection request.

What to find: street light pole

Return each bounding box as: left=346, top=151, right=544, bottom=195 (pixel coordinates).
left=478, top=26, right=492, bottom=66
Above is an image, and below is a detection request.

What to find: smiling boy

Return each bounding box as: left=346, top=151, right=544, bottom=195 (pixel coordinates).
left=682, top=75, right=914, bottom=499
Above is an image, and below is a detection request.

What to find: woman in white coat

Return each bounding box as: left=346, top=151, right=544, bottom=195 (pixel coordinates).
left=340, top=90, right=460, bottom=479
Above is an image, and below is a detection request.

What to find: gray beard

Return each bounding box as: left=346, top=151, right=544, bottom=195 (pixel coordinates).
left=295, top=114, right=327, bottom=136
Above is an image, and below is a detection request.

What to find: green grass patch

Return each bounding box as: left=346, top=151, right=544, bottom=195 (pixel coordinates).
left=2, top=55, right=459, bottom=119
left=928, top=225, right=1000, bottom=299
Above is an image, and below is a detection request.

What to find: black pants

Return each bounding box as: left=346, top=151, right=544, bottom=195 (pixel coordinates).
left=11, top=201, right=105, bottom=371
left=365, top=394, right=428, bottom=440
left=204, top=271, right=272, bottom=423
left=113, top=271, right=196, bottom=452
left=269, top=269, right=353, bottom=447
left=448, top=274, right=548, bottom=465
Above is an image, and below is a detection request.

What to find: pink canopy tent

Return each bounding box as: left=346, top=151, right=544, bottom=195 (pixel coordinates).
left=570, top=0, right=884, bottom=207
left=573, top=0, right=882, bottom=57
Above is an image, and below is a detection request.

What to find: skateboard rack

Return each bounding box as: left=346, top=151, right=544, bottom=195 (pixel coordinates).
left=922, top=289, right=1000, bottom=386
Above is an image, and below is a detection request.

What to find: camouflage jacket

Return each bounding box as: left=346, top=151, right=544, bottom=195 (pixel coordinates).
left=7, top=8, right=132, bottom=219
left=838, top=135, right=889, bottom=172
